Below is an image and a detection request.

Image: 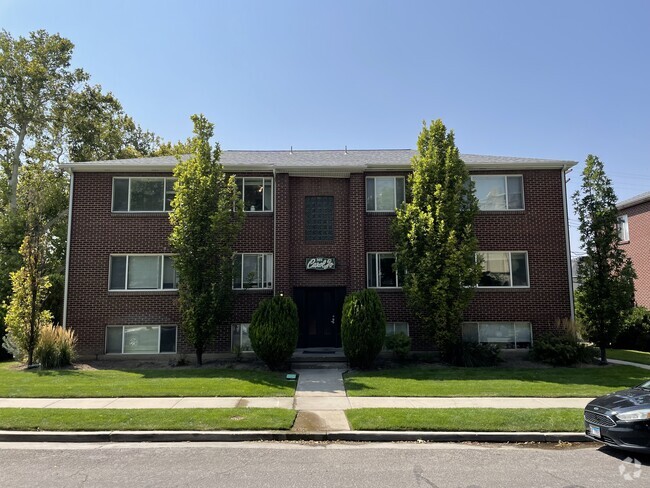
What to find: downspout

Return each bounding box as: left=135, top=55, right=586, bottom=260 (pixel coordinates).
left=561, top=164, right=575, bottom=321
left=62, top=170, right=74, bottom=329
left=273, top=167, right=277, bottom=297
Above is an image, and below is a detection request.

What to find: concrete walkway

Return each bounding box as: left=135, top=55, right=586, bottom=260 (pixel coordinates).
left=608, top=358, right=650, bottom=370
left=292, top=368, right=350, bottom=432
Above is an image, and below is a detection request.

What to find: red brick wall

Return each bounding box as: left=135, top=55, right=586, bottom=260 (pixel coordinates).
left=620, top=201, right=650, bottom=308
left=67, top=168, right=572, bottom=355
left=465, top=169, right=573, bottom=338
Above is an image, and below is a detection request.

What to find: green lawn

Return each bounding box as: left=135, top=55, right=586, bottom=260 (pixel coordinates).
left=346, top=408, right=584, bottom=432
left=0, top=408, right=296, bottom=431
left=607, top=349, right=650, bottom=366
left=344, top=365, right=649, bottom=397
left=0, top=362, right=296, bottom=398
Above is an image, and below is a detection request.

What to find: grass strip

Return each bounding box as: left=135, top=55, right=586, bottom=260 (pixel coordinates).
left=607, top=349, right=650, bottom=366
left=345, top=408, right=584, bottom=432
left=344, top=365, right=649, bottom=397
left=0, top=362, right=296, bottom=398
left=0, top=408, right=296, bottom=431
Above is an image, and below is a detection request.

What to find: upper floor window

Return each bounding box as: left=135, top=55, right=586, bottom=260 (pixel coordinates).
left=109, top=254, right=179, bottom=291
left=471, top=175, right=524, bottom=210
left=618, top=214, right=629, bottom=241
left=236, top=177, right=273, bottom=212
left=366, top=176, right=405, bottom=212
left=367, top=252, right=401, bottom=288
left=112, top=177, right=176, bottom=212
left=233, top=253, right=273, bottom=289
left=477, top=251, right=529, bottom=287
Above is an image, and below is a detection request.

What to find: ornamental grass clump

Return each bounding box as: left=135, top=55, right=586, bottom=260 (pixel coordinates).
left=249, top=295, right=299, bottom=371
left=34, top=324, right=77, bottom=369
left=341, top=289, right=386, bottom=369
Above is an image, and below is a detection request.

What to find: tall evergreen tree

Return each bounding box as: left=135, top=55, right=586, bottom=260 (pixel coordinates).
left=573, top=155, right=636, bottom=365
left=169, top=115, right=244, bottom=365
left=392, top=120, right=482, bottom=359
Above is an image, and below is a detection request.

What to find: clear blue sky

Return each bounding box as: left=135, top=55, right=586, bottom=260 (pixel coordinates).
left=3, top=0, right=650, bottom=252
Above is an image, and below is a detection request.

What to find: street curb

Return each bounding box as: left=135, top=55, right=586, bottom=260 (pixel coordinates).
left=0, top=430, right=589, bottom=443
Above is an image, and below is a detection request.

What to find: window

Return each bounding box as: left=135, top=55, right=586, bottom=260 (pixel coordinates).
left=106, top=325, right=177, bottom=354
left=231, top=324, right=252, bottom=352
left=386, top=322, right=409, bottom=336
left=462, top=322, right=532, bottom=349
left=618, top=214, right=629, bottom=241
left=477, top=251, right=529, bottom=287
left=367, top=253, right=400, bottom=288
left=109, top=255, right=178, bottom=291
left=471, top=175, right=524, bottom=210
left=233, top=253, right=273, bottom=289
left=112, top=177, right=176, bottom=212
left=236, top=177, right=273, bottom=212
left=305, top=196, right=334, bottom=241
left=366, top=176, right=405, bottom=212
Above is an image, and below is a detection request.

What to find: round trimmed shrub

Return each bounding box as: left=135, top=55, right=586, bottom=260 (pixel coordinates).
left=249, top=295, right=299, bottom=370
left=341, top=289, right=386, bottom=369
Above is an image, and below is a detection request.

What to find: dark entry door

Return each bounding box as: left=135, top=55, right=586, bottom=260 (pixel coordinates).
left=294, top=287, right=346, bottom=348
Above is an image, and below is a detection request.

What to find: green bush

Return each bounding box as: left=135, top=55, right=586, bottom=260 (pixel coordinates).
left=249, top=295, right=299, bottom=371
left=341, top=289, right=386, bottom=369
left=34, top=324, right=77, bottom=369
left=385, top=332, right=411, bottom=362
left=530, top=334, right=596, bottom=367
left=446, top=341, right=502, bottom=367
left=613, top=307, right=650, bottom=351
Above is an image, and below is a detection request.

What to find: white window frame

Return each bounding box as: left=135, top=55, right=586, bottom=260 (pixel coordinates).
left=462, top=322, right=532, bottom=349
left=112, top=177, right=176, bottom=213
left=366, top=176, right=406, bottom=212
left=108, top=254, right=179, bottom=291
left=470, top=175, right=525, bottom=211
left=232, top=253, right=274, bottom=290
left=476, top=251, right=530, bottom=288
left=231, top=324, right=253, bottom=352
left=105, top=325, right=177, bottom=354
left=386, top=322, right=409, bottom=336
left=235, top=177, right=274, bottom=212
left=367, top=252, right=401, bottom=289
left=618, top=214, right=629, bottom=242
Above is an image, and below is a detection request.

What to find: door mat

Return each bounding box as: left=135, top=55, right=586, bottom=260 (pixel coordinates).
left=303, top=350, right=336, bottom=354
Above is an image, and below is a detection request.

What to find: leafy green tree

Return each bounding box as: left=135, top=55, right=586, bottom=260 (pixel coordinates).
left=0, top=29, right=87, bottom=210
left=573, top=155, right=636, bottom=365
left=4, top=163, right=60, bottom=365
left=0, top=30, right=167, bottom=345
left=392, top=120, right=482, bottom=359
left=169, top=115, right=244, bottom=365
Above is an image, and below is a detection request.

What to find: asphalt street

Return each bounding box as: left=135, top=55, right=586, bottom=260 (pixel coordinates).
left=1, top=441, right=649, bottom=488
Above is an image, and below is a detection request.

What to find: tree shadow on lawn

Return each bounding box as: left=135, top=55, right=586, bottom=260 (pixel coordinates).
left=1, top=361, right=294, bottom=393
left=343, top=365, right=650, bottom=395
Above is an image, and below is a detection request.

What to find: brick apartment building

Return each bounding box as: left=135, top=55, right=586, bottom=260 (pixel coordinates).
left=618, top=191, right=650, bottom=308
left=61, top=150, right=576, bottom=358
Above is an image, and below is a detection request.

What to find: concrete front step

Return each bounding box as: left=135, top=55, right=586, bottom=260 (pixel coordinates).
left=291, top=361, right=348, bottom=369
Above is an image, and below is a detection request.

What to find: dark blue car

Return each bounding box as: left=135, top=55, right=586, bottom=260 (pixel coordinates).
left=584, top=381, right=650, bottom=453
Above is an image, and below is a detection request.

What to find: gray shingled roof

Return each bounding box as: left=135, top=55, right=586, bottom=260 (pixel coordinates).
left=618, top=191, right=650, bottom=210
left=60, top=149, right=576, bottom=172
